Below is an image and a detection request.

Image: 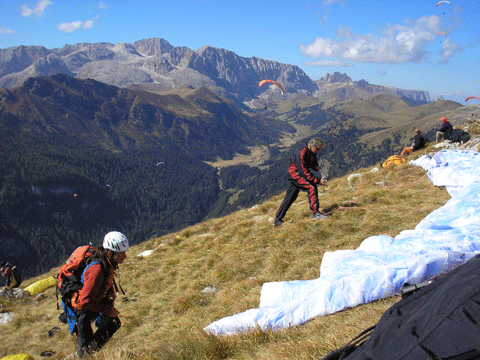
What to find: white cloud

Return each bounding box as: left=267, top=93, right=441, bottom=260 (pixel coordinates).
left=378, top=70, right=387, bottom=75
left=304, top=59, right=352, bottom=67
left=335, top=26, right=355, bottom=38
left=58, top=15, right=99, bottom=33
left=21, top=0, right=53, bottom=17
left=322, top=0, right=345, bottom=6
left=98, top=2, right=107, bottom=9
left=300, top=15, right=444, bottom=64
left=439, top=37, right=463, bottom=64
left=58, top=21, right=82, bottom=33
left=315, top=11, right=329, bottom=24
left=0, top=28, right=17, bottom=34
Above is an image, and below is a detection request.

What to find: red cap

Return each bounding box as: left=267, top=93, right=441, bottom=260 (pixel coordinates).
left=440, top=117, right=448, bottom=122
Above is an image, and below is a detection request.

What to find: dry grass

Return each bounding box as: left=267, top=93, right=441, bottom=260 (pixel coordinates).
left=0, top=160, right=450, bottom=359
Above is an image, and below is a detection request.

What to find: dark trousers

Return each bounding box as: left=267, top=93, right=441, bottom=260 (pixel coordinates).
left=76, top=310, right=121, bottom=354
left=275, top=177, right=319, bottom=221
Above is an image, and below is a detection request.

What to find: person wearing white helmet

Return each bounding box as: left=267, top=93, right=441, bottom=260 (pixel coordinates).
left=68, top=231, right=129, bottom=359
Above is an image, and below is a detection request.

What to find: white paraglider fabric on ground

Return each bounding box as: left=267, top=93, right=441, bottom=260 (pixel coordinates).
left=204, top=150, right=480, bottom=336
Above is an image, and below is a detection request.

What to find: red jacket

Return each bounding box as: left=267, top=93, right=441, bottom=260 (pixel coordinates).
left=1, top=267, right=13, bottom=287
left=71, top=261, right=117, bottom=316
left=288, top=146, right=321, bottom=184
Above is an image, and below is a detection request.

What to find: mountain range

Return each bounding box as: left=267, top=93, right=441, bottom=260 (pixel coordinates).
left=0, top=37, right=430, bottom=106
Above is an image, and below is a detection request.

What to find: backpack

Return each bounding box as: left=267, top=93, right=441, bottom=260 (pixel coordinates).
left=56, top=245, right=96, bottom=306
left=61, top=260, right=101, bottom=334
left=56, top=245, right=124, bottom=321
left=56, top=244, right=103, bottom=333
left=381, top=155, right=406, bottom=168
left=450, top=128, right=471, bottom=144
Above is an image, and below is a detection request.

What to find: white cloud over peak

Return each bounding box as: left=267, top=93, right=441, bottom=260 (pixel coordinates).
left=58, top=15, right=99, bottom=33
left=304, top=59, right=352, bottom=67
left=21, top=0, right=53, bottom=17
left=300, top=15, right=445, bottom=64
left=98, top=2, right=107, bottom=9
left=58, top=21, right=82, bottom=33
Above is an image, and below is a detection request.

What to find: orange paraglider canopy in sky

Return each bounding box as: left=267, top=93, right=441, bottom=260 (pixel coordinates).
left=465, top=96, right=480, bottom=102
left=258, top=79, right=285, bottom=95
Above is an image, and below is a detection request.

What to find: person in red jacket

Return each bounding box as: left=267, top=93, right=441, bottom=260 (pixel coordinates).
left=273, top=137, right=328, bottom=227
left=435, top=117, right=453, bottom=142
left=0, top=261, right=20, bottom=289
left=69, top=231, right=129, bottom=359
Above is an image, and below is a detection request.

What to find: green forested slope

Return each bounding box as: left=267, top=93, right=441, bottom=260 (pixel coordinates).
left=0, top=124, right=220, bottom=277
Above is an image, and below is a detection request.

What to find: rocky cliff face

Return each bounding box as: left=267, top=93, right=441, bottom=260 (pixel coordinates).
left=316, top=72, right=430, bottom=103
left=0, top=38, right=319, bottom=101
left=0, top=40, right=431, bottom=105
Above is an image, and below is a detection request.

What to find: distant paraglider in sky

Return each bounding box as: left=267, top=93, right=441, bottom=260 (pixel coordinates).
left=465, top=96, right=480, bottom=102
left=258, top=79, right=285, bottom=95
left=156, top=161, right=165, bottom=166
left=436, top=1, right=450, bottom=14
left=437, top=31, right=447, bottom=36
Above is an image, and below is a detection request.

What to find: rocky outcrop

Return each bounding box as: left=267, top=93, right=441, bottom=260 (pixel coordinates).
left=316, top=72, right=430, bottom=103
left=317, top=72, right=354, bottom=85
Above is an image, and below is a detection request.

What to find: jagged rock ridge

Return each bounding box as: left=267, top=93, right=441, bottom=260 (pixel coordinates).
left=316, top=72, right=429, bottom=103
left=0, top=38, right=318, bottom=100
left=0, top=39, right=430, bottom=105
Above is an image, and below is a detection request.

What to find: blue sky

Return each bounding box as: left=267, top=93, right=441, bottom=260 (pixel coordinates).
left=1, top=0, right=479, bottom=103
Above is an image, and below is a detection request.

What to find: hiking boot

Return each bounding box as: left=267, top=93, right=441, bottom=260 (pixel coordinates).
left=312, top=212, right=327, bottom=220
left=273, top=219, right=283, bottom=227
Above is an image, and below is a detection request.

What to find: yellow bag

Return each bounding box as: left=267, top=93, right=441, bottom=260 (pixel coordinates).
left=381, top=155, right=406, bottom=168
left=0, top=354, right=34, bottom=360
left=23, top=276, right=57, bottom=296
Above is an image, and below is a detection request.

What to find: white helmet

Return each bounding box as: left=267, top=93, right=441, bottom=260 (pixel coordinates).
left=103, top=231, right=129, bottom=252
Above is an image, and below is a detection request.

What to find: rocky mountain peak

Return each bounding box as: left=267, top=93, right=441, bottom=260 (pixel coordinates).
left=0, top=38, right=430, bottom=105
left=133, top=38, right=174, bottom=56
left=112, top=42, right=141, bottom=56
left=318, top=72, right=353, bottom=85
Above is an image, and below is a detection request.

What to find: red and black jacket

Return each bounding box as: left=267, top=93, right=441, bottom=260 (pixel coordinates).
left=1, top=267, right=12, bottom=287
left=288, top=146, right=321, bottom=184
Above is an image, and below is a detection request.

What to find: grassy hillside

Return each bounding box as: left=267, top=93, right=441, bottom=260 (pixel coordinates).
left=0, top=150, right=452, bottom=359
left=0, top=79, right=470, bottom=280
